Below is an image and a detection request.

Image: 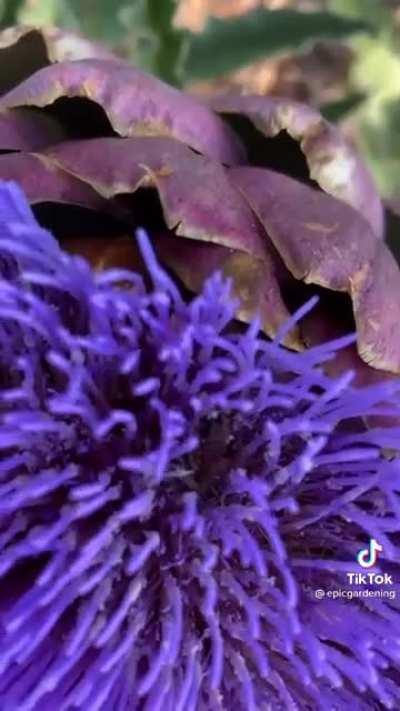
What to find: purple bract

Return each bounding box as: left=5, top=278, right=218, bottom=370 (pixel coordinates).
left=0, top=181, right=399, bottom=710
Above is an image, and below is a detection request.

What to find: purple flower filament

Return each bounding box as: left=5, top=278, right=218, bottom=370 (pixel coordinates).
left=0, top=182, right=399, bottom=710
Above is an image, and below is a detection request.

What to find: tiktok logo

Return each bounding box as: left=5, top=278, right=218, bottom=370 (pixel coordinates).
left=357, top=538, right=383, bottom=568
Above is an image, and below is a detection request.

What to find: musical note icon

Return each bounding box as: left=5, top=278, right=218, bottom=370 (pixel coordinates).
left=357, top=538, right=383, bottom=568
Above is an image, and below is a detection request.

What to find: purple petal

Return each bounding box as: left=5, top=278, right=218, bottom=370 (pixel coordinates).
left=0, top=108, right=64, bottom=150
left=0, top=60, right=245, bottom=165
left=45, top=136, right=299, bottom=343
left=0, top=152, right=113, bottom=211
left=212, top=94, right=384, bottom=238
left=0, top=25, right=117, bottom=94
left=232, top=166, right=400, bottom=373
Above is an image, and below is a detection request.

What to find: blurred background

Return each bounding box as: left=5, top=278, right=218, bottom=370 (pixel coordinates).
left=1, top=0, right=400, bottom=208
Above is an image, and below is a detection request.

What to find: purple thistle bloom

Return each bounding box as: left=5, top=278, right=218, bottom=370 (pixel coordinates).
left=0, top=180, right=399, bottom=710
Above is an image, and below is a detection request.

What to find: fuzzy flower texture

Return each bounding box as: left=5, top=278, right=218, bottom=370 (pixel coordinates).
left=0, top=181, right=400, bottom=711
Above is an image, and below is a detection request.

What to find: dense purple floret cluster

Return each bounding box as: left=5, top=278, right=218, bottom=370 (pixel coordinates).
left=0, top=181, right=399, bottom=710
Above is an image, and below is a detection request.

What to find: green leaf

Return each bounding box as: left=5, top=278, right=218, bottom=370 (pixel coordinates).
left=38, top=0, right=186, bottom=86
left=321, top=92, right=365, bottom=123
left=18, top=0, right=76, bottom=25
left=185, top=8, right=371, bottom=80
left=145, top=0, right=187, bottom=85
left=66, top=0, right=128, bottom=43
left=119, top=0, right=187, bottom=86
left=329, top=0, right=392, bottom=30
left=347, top=35, right=400, bottom=200
left=0, top=0, right=25, bottom=27
left=357, top=98, right=400, bottom=200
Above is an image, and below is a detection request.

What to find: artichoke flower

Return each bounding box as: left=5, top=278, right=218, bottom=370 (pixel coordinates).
left=1, top=179, right=400, bottom=710
left=0, top=25, right=399, bottom=382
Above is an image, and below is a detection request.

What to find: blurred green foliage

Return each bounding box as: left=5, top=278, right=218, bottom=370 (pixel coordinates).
left=0, top=0, right=24, bottom=26
left=0, top=0, right=370, bottom=85
left=1, top=0, right=400, bottom=202
left=328, top=0, right=400, bottom=202
left=0, top=0, right=186, bottom=84
left=185, top=9, right=369, bottom=80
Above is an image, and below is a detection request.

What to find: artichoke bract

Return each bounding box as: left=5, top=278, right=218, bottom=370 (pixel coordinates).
left=0, top=25, right=399, bottom=377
